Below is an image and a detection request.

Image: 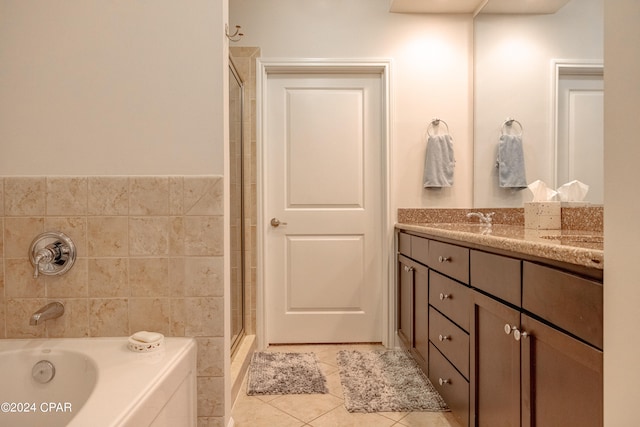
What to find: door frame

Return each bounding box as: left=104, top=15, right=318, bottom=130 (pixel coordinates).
left=551, top=59, right=604, bottom=189
left=256, top=59, right=393, bottom=349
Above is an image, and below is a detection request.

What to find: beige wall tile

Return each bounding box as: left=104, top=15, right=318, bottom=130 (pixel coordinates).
left=197, top=417, right=224, bottom=427
left=184, top=216, right=223, bottom=256
left=4, top=177, right=46, bottom=216
left=87, top=217, right=129, bottom=257
left=196, top=337, right=224, bottom=376
left=197, top=377, right=224, bottom=417
left=129, top=217, right=169, bottom=256
left=128, top=297, right=171, bottom=335
left=6, top=298, right=47, bottom=338
left=46, top=258, right=88, bottom=298
left=176, top=257, right=224, bottom=297
left=129, top=257, right=169, bottom=296
left=169, top=217, right=185, bottom=255
left=88, top=177, right=129, bottom=216
left=183, top=297, right=224, bottom=337
left=89, top=298, right=129, bottom=336
left=184, top=176, right=223, bottom=216
left=4, top=258, right=45, bottom=298
left=88, top=258, right=129, bottom=297
left=4, top=217, right=44, bottom=258
left=46, top=298, right=89, bottom=338
left=46, top=177, right=88, bottom=215
left=170, top=298, right=186, bottom=336
left=0, top=299, right=4, bottom=338
left=44, top=216, right=87, bottom=257
left=169, top=257, right=186, bottom=297
left=129, top=177, right=169, bottom=215
left=0, top=178, right=4, bottom=216
left=169, top=177, right=184, bottom=215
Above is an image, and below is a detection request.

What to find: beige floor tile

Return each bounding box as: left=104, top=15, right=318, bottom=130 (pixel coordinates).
left=378, top=411, right=410, bottom=422
left=324, top=371, right=344, bottom=399
left=396, top=411, right=461, bottom=427
left=231, top=396, right=304, bottom=427
left=309, top=406, right=396, bottom=427
left=269, top=393, right=343, bottom=423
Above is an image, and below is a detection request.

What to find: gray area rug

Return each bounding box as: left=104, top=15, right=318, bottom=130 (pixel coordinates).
left=246, top=352, right=328, bottom=395
left=337, top=350, right=449, bottom=413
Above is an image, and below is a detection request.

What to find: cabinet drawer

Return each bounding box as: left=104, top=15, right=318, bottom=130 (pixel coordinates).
left=428, top=240, right=469, bottom=284
left=470, top=250, right=521, bottom=307
left=411, top=235, right=429, bottom=265
left=429, top=307, right=470, bottom=379
left=398, top=232, right=411, bottom=256
left=523, top=262, right=603, bottom=349
left=429, top=270, right=470, bottom=331
left=429, top=343, right=469, bottom=427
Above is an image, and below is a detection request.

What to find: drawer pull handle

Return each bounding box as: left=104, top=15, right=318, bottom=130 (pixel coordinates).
left=438, top=334, right=450, bottom=342
left=439, top=293, right=450, bottom=301
left=504, top=324, right=516, bottom=335
left=438, top=378, right=451, bottom=386
left=513, top=329, right=529, bottom=341
left=438, top=256, right=451, bottom=263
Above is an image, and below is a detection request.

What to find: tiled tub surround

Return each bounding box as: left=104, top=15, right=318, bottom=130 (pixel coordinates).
left=397, top=207, right=604, bottom=270
left=0, top=176, right=224, bottom=425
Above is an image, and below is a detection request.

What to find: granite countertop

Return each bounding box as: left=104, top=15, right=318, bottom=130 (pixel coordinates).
left=396, top=222, right=604, bottom=270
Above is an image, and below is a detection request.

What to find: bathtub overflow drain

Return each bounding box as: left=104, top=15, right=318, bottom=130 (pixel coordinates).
left=32, top=360, right=56, bottom=384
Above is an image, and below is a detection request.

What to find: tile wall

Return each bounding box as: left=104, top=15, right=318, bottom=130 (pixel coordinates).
left=0, top=175, right=225, bottom=426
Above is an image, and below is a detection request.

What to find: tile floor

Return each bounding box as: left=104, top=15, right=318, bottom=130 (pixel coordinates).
left=230, top=343, right=462, bottom=427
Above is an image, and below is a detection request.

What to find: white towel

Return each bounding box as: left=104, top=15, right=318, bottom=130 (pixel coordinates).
left=423, top=134, right=455, bottom=188
left=497, top=134, right=527, bottom=189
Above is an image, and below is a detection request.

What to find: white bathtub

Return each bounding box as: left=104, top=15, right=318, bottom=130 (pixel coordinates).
left=0, top=337, right=197, bottom=427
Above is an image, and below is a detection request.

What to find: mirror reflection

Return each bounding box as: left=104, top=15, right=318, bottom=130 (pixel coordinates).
left=473, top=0, right=603, bottom=207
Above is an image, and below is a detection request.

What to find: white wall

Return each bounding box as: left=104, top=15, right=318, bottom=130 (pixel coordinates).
left=0, top=0, right=226, bottom=175
left=603, top=1, right=640, bottom=425
left=230, top=0, right=474, bottom=211
left=474, top=0, right=603, bottom=207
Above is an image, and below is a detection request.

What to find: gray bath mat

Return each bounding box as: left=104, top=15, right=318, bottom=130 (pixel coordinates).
left=246, top=351, right=328, bottom=395
left=337, top=350, right=449, bottom=413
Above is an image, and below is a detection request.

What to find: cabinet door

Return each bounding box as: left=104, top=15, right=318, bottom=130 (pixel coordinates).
left=470, top=291, right=521, bottom=427
left=520, top=315, right=603, bottom=427
left=397, top=254, right=414, bottom=350
left=413, top=263, right=429, bottom=372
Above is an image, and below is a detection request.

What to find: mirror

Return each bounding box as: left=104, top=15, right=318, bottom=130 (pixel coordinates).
left=473, top=0, right=603, bottom=207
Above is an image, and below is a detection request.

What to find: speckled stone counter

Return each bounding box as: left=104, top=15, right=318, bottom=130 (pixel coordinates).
left=396, top=207, right=604, bottom=270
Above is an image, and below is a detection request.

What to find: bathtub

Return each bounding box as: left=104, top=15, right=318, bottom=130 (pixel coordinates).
left=0, top=337, right=197, bottom=427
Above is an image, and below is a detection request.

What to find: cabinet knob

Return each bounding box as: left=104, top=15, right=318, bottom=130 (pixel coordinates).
left=438, top=378, right=451, bottom=386
left=439, top=293, right=450, bottom=301
left=514, top=329, right=529, bottom=341
left=438, top=334, right=450, bottom=342
left=438, top=256, right=451, bottom=263
left=403, top=265, right=414, bottom=273
left=504, top=324, right=516, bottom=335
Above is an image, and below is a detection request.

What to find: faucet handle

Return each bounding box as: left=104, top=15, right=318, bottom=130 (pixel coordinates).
left=30, top=232, right=76, bottom=278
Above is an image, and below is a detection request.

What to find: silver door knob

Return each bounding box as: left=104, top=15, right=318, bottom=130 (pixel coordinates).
left=270, top=218, right=287, bottom=227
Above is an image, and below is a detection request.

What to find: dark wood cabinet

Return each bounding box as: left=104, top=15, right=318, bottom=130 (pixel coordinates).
left=396, top=229, right=604, bottom=427
left=470, top=290, right=521, bottom=427
left=520, top=315, right=603, bottom=427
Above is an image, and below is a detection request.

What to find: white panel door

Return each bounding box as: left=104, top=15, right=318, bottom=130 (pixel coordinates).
left=557, top=72, right=604, bottom=204
left=265, top=71, right=383, bottom=344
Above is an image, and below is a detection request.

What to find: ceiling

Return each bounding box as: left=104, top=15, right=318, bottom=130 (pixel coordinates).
left=388, top=0, right=572, bottom=15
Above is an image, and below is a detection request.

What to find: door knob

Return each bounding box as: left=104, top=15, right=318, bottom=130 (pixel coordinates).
left=270, top=218, right=288, bottom=227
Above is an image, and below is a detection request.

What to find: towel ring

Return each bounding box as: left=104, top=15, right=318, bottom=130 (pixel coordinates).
left=427, top=118, right=450, bottom=137
left=501, top=118, right=523, bottom=137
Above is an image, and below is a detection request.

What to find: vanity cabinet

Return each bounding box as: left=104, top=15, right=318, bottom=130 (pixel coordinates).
left=396, top=229, right=603, bottom=427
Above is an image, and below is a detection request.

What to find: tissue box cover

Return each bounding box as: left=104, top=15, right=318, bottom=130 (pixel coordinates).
left=524, top=202, right=561, bottom=230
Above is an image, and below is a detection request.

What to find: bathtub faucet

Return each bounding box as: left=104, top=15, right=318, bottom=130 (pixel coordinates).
left=30, top=301, right=64, bottom=326
left=466, top=211, right=495, bottom=225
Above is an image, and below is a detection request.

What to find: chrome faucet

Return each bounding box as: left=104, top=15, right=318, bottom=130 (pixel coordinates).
left=467, top=211, right=495, bottom=225
left=30, top=302, right=64, bottom=326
